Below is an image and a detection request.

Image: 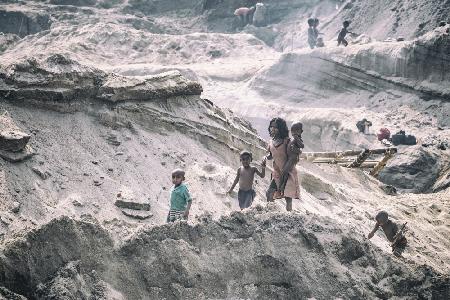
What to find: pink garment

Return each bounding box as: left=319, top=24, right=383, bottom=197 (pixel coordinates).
left=234, top=7, right=251, bottom=16
left=268, top=138, right=300, bottom=199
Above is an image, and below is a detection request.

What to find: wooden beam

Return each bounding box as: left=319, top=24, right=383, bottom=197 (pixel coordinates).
left=370, top=148, right=396, bottom=177
left=301, top=148, right=397, bottom=159
left=347, top=149, right=371, bottom=168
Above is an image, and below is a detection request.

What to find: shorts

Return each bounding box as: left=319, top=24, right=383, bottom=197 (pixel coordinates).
left=238, top=189, right=256, bottom=209
left=392, top=237, right=407, bottom=257
left=167, top=210, right=185, bottom=223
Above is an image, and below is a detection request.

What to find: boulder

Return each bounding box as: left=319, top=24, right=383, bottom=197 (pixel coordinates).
left=0, top=54, right=202, bottom=104
left=0, top=113, right=30, bottom=152
left=121, top=208, right=153, bottom=220
left=97, top=71, right=202, bottom=102
left=49, top=0, right=98, bottom=6
left=114, top=199, right=150, bottom=211
left=0, top=9, right=51, bottom=38
left=379, top=146, right=448, bottom=193
left=0, top=145, right=36, bottom=163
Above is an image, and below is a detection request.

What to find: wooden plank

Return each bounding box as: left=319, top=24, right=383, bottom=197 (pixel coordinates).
left=370, top=148, right=396, bottom=177
left=301, top=148, right=397, bottom=159
left=347, top=149, right=371, bottom=168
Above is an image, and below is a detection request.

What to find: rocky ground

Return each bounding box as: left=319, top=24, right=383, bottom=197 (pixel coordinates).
left=0, top=0, right=449, bottom=299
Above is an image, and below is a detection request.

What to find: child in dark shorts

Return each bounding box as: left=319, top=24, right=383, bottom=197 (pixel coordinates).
left=368, top=211, right=408, bottom=257
left=228, top=151, right=266, bottom=210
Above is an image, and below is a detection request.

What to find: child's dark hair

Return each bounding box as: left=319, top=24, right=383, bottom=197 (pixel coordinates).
left=343, top=20, right=350, bottom=27
left=375, top=211, right=388, bottom=223
left=172, top=168, right=185, bottom=178
left=240, top=150, right=252, bottom=160
left=268, top=118, right=289, bottom=139
left=307, top=18, right=314, bottom=26
left=291, top=122, right=303, bottom=131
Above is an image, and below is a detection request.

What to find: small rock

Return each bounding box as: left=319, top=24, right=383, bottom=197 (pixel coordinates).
left=161, top=161, right=166, bottom=166
left=11, top=201, right=20, bottom=213
left=91, top=160, right=98, bottom=165
left=121, top=208, right=153, bottom=220
left=83, top=172, right=89, bottom=176
left=106, top=134, right=121, bottom=146
left=0, top=112, right=31, bottom=152
left=115, top=199, right=150, bottom=211
left=396, top=37, right=405, bottom=41
left=72, top=199, right=84, bottom=207
left=108, top=168, right=113, bottom=172
left=93, top=180, right=102, bottom=186
left=380, top=184, right=397, bottom=195
left=115, top=152, right=124, bottom=156
left=31, top=166, right=50, bottom=180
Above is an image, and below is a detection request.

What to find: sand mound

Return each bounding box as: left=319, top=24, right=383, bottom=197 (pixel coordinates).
left=1, top=208, right=448, bottom=299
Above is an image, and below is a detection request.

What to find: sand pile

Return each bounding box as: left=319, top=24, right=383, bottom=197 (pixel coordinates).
left=0, top=207, right=448, bottom=299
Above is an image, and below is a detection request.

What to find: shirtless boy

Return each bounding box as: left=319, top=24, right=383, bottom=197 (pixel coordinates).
left=228, top=150, right=266, bottom=210
left=368, top=211, right=408, bottom=257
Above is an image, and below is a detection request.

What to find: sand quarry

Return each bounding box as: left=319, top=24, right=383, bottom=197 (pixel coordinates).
left=0, top=0, right=449, bottom=299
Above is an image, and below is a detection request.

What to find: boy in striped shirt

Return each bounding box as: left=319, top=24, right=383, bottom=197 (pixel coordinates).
left=167, top=169, right=192, bottom=222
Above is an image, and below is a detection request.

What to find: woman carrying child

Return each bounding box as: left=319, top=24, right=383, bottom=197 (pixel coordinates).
left=265, top=118, right=303, bottom=211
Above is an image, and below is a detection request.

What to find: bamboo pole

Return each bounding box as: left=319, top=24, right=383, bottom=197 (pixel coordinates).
left=301, top=148, right=397, bottom=159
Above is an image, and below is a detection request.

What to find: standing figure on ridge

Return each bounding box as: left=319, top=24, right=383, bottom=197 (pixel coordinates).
left=307, top=18, right=317, bottom=48
left=337, top=20, right=355, bottom=46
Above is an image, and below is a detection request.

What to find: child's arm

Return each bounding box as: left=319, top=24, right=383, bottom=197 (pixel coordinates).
left=183, top=188, right=193, bottom=219
left=254, top=157, right=266, bottom=178
left=367, top=223, right=379, bottom=239
left=227, top=168, right=240, bottom=194
left=183, top=201, right=192, bottom=219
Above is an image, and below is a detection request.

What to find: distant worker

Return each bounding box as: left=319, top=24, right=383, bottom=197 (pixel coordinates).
left=337, top=20, right=355, bottom=46
left=167, top=169, right=192, bottom=222
left=313, top=18, right=325, bottom=47
left=307, top=18, right=317, bottom=49
left=234, top=6, right=255, bottom=27
left=356, top=118, right=372, bottom=134
left=228, top=150, right=266, bottom=210
left=368, top=211, right=408, bottom=257
left=252, top=3, right=267, bottom=27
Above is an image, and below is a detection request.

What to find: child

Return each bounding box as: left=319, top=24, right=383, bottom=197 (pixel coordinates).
left=266, top=118, right=301, bottom=211
left=277, top=122, right=304, bottom=197
left=337, top=20, right=354, bottom=47
left=368, top=211, right=407, bottom=257
left=307, top=18, right=316, bottom=49
left=228, top=150, right=266, bottom=210
left=234, top=6, right=256, bottom=27
left=167, top=169, right=192, bottom=223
